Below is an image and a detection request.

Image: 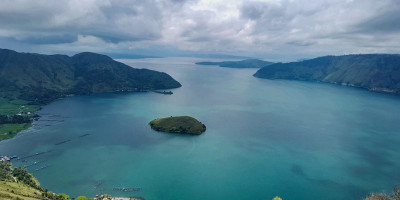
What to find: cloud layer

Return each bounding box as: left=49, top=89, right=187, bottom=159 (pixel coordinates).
left=0, top=0, right=399, bottom=60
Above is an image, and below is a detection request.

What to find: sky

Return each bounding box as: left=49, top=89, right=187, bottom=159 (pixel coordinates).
left=0, top=0, right=399, bottom=61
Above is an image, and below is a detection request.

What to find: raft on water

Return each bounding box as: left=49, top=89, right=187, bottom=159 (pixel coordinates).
left=113, top=187, right=142, bottom=192
left=35, top=165, right=50, bottom=171
left=79, top=133, right=91, bottom=137
left=24, top=160, right=46, bottom=168
left=55, top=139, right=71, bottom=145
left=17, top=150, right=51, bottom=160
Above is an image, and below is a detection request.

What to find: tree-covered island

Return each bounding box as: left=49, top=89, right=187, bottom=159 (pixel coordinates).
left=149, top=116, right=206, bottom=135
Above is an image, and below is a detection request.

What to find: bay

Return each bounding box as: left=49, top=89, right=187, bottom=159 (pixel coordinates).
left=1, top=57, right=400, bottom=200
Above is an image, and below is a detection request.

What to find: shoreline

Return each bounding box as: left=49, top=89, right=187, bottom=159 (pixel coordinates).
left=0, top=87, right=180, bottom=142
left=253, top=76, right=400, bottom=96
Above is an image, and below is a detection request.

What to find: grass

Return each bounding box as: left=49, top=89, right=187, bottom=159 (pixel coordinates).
left=0, top=123, right=32, bottom=141
left=0, top=98, right=40, bottom=141
left=0, top=180, right=44, bottom=200
left=0, top=98, right=39, bottom=116
left=0, top=162, right=68, bottom=200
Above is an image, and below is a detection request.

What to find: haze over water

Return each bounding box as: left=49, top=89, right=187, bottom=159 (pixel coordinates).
left=1, top=57, right=400, bottom=200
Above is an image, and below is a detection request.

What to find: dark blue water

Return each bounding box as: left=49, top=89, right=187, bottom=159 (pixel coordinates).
left=1, top=57, right=400, bottom=200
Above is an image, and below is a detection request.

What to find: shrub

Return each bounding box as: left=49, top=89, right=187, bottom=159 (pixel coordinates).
left=364, top=186, right=400, bottom=200
left=76, top=196, right=88, bottom=200
left=394, top=186, right=400, bottom=199
left=56, top=193, right=70, bottom=200
left=364, top=193, right=394, bottom=200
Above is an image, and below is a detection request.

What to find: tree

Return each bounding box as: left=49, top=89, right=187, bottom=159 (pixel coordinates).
left=76, top=196, right=88, bottom=200
left=394, top=185, right=400, bottom=199
left=56, top=193, right=70, bottom=200
left=364, top=193, right=394, bottom=200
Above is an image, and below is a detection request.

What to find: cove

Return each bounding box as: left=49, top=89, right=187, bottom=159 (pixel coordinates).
left=1, top=57, right=400, bottom=200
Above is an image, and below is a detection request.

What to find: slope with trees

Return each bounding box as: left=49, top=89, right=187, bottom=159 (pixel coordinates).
left=254, top=54, right=400, bottom=94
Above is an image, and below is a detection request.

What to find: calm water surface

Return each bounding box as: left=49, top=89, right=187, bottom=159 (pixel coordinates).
left=1, top=57, right=400, bottom=200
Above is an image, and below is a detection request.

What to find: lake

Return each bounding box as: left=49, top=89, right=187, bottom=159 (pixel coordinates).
left=1, top=57, right=400, bottom=200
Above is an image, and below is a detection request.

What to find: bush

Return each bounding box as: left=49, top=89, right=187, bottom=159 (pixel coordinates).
left=76, top=196, right=88, bottom=200
left=0, top=162, right=13, bottom=181
left=364, top=186, right=400, bottom=200
left=12, top=168, right=40, bottom=189
left=364, top=193, right=394, bottom=200
left=394, top=186, right=400, bottom=199
left=56, top=193, right=70, bottom=200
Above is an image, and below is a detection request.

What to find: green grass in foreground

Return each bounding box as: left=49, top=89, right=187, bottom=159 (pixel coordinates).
left=0, top=181, right=44, bottom=200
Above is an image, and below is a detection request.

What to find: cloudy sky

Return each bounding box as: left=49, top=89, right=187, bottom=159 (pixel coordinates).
left=1, top=0, right=399, bottom=61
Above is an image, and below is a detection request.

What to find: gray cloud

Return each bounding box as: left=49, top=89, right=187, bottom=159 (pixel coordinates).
left=354, top=9, right=400, bottom=33
left=241, top=2, right=274, bottom=20
left=0, top=0, right=399, bottom=60
left=0, top=0, right=163, bottom=44
left=14, top=35, right=78, bottom=44
left=286, top=40, right=316, bottom=46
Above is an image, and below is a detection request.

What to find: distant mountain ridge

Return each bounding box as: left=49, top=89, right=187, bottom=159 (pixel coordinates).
left=196, top=59, right=274, bottom=68
left=254, top=54, right=400, bottom=94
left=0, top=49, right=181, bottom=103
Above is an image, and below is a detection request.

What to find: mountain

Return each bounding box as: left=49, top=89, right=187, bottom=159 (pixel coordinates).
left=196, top=59, right=274, bottom=68
left=254, top=54, right=400, bottom=94
left=0, top=49, right=181, bottom=103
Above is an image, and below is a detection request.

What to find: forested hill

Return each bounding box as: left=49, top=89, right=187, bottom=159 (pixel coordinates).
left=196, top=59, right=274, bottom=68
left=0, top=49, right=181, bottom=103
left=254, top=54, right=400, bottom=94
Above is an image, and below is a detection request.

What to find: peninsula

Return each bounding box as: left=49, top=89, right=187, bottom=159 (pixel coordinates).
left=254, top=54, right=400, bottom=94
left=196, top=59, right=273, bottom=68
left=0, top=49, right=181, bottom=104
left=0, top=48, right=181, bottom=140
left=149, top=116, right=206, bottom=135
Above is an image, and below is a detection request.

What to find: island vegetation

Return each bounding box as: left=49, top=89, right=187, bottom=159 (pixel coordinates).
left=363, top=186, right=400, bottom=200
left=149, top=116, right=206, bottom=135
left=0, top=48, right=181, bottom=141
left=254, top=54, right=400, bottom=94
left=196, top=59, right=273, bottom=68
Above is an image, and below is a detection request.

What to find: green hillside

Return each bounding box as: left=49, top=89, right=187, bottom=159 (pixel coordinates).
left=0, top=49, right=181, bottom=104
left=196, top=59, right=273, bottom=68
left=254, top=54, right=400, bottom=94
left=0, top=162, right=59, bottom=200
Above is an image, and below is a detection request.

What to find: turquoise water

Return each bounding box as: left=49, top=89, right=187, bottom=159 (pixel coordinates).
left=1, top=57, right=400, bottom=200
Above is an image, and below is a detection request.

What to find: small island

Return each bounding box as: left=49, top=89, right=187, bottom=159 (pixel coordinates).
left=195, top=59, right=274, bottom=68
left=149, top=116, right=206, bottom=135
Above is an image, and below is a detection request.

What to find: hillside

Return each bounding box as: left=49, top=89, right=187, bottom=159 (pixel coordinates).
left=196, top=59, right=273, bottom=68
left=0, top=162, right=56, bottom=200
left=0, top=49, right=181, bottom=104
left=0, top=162, right=93, bottom=200
left=254, top=54, right=400, bottom=94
